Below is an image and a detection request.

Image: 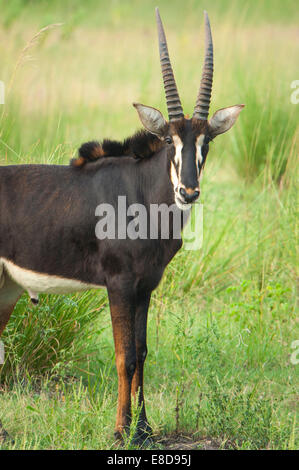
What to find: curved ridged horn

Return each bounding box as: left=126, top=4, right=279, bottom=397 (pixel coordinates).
left=193, top=11, right=214, bottom=120
left=155, top=7, right=184, bottom=121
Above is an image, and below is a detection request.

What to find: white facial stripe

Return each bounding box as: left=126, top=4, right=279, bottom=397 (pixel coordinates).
left=172, top=135, right=183, bottom=169
left=170, top=161, right=179, bottom=190
left=196, top=134, right=205, bottom=146
left=196, top=135, right=205, bottom=166
left=171, top=157, right=191, bottom=211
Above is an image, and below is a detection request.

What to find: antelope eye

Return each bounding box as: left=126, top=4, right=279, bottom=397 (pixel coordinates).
left=165, top=136, right=173, bottom=144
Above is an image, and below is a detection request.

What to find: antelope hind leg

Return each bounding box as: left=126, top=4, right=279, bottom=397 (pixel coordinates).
left=0, top=268, right=23, bottom=444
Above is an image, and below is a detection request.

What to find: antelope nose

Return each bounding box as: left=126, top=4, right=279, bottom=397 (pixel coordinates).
left=179, top=187, right=200, bottom=203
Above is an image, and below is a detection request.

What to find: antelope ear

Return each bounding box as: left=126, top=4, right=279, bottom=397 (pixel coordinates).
left=133, top=103, right=167, bottom=137
left=208, top=104, right=245, bottom=138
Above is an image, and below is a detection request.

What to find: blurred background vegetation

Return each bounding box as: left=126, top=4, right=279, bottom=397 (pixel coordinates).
left=0, top=0, right=298, bottom=450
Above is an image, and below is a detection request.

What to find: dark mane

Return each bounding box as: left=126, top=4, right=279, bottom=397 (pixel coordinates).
left=71, top=130, right=164, bottom=168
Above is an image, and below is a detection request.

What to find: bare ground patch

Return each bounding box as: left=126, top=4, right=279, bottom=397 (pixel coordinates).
left=155, top=434, right=222, bottom=450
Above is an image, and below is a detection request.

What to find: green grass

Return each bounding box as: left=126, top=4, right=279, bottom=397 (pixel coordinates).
left=0, top=0, right=298, bottom=450
left=0, top=293, right=107, bottom=381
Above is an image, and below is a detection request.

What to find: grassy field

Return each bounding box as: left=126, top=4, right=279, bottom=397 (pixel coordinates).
left=0, top=0, right=298, bottom=450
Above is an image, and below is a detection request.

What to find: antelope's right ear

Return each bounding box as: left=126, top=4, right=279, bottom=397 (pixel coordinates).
left=133, top=103, right=167, bottom=137
left=208, top=104, right=245, bottom=138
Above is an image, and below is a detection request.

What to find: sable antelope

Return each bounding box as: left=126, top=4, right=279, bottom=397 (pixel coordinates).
left=0, top=9, right=244, bottom=443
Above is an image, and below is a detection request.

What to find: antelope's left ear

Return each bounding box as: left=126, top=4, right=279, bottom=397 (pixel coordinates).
left=133, top=103, right=167, bottom=137
left=208, top=104, right=245, bottom=138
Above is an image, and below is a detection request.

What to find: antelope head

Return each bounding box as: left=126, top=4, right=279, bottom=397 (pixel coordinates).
left=134, top=8, right=244, bottom=210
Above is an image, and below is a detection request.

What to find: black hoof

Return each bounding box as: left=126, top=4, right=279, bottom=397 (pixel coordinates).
left=114, top=423, right=154, bottom=448
left=132, top=423, right=154, bottom=447
left=114, top=430, right=123, bottom=443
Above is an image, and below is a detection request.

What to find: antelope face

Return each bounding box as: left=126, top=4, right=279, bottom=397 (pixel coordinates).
left=133, top=9, right=244, bottom=210
left=167, top=119, right=209, bottom=209
left=133, top=103, right=244, bottom=210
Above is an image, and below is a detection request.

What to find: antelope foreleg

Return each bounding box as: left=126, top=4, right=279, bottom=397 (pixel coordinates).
left=107, top=284, right=136, bottom=439
left=131, top=290, right=152, bottom=439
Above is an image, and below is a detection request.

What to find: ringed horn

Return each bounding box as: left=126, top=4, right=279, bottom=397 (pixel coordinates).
left=193, top=11, right=214, bottom=120
left=155, top=7, right=184, bottom=121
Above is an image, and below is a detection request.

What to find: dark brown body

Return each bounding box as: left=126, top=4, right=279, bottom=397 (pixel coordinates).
left=0, top=148, right=184, bottom=440
left=0, top=7, right=244, bottom=443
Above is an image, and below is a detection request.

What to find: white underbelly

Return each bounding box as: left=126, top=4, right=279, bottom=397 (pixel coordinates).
left=0, top=257, right=104, bottom=296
